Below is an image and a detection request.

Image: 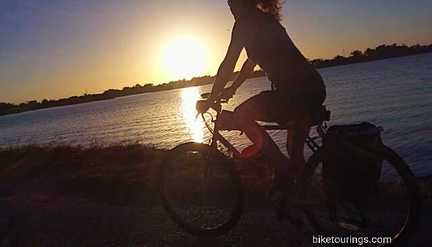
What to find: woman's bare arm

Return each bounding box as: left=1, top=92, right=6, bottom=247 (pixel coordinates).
left=209, top=22, right=243, bottom=101
left=231, top=58, right=256, bottom=91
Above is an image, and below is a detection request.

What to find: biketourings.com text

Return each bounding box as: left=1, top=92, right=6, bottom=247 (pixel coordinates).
left=312, top=235, right=392, bottom=246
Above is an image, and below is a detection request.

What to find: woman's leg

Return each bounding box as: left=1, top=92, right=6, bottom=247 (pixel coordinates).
left=289, top=120, right=310, bottom=176
left=233, top=92, right=290, bottom=173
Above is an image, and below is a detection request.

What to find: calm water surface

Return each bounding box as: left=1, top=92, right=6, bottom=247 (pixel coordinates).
left=1, top=54, right=431, bottom=176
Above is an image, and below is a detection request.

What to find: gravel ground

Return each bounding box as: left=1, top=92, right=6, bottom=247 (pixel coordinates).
left=0, top=188, right=431, bottom=247
left=0, top=146, right=430, bottom=246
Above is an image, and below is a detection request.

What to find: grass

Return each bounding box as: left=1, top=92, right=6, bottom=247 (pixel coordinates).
left=0, top=144, right=165, bottom=206
left=0, top=144, right=171, bottom=246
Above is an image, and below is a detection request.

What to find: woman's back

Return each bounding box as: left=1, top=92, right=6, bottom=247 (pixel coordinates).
left=239, top=11, right=324, bottom=92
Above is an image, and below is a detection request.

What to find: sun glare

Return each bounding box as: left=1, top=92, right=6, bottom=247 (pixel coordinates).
left=161, top=36, right=210, bottom=81
left=181, top=87, right=205, bottom=143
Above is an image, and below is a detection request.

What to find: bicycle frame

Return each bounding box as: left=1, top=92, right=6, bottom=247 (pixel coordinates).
left=164, top=97, right=418, bottom=241
left=200, top=103, right=327, bottom=160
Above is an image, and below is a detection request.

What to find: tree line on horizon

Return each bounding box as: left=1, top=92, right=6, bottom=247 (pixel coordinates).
left=1, top=43, right=431, bottom=116
left=310, top=43, right=432, bottom=68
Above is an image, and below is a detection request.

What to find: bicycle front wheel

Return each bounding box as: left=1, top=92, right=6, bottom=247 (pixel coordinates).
left=301, top=144, right=420, bottom=246
left=160, top=142, right=243, bottom=237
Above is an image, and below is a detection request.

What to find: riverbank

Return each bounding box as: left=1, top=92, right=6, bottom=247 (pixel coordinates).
left=2, top=144, right=431, bottom=198
left=0, top=145, right=431, bottom=246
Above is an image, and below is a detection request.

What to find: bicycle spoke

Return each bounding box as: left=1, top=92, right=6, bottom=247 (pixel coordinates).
left=299, top=145, right=418, bottom=246
left=161, top=143, right=242, bottom=236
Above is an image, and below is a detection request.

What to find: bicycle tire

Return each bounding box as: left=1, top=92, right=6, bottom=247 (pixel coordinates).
left=301, top=144, right=421, bottom=246
left=160, top=142, right=243, bottom=237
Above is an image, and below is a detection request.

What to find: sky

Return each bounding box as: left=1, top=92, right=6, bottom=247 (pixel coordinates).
left=0, top=0, right=431, bottom=103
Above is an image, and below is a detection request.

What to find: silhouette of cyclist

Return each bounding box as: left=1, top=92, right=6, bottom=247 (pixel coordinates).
left=197, top=0, right=326, bottom=194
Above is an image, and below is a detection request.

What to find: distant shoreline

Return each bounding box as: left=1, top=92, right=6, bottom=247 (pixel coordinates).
left=1, top=43, right=431, bottom=117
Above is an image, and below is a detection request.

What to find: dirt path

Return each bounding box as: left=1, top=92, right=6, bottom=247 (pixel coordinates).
left=1, top=146, right=430, bottom=246
left=1, top=193, right=431, bottom=247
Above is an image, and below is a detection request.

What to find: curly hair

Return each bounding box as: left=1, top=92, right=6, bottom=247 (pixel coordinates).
left=230, top=0, right=283, bottom=20
left=255, top=0, right=283, bottom=21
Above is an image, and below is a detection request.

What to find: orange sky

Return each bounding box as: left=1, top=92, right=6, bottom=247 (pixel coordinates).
left=0, top=0, right=431, bottom=103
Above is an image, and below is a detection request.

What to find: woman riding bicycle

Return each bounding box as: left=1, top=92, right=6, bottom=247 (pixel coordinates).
left=197, top=0, right=326, bottom=190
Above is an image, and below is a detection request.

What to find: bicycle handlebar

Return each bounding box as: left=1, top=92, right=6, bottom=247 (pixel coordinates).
left=199, top=92, right=230, bottom=115
left=200, top=93, right=211, bottom=99
left=200, top=93, right=229, bottom=103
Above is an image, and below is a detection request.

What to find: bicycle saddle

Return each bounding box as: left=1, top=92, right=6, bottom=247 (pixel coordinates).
left=262, top=105, right=331, bottom=130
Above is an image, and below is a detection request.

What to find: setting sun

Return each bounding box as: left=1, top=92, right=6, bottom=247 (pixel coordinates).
left=160, top=36, right=210, bottom=81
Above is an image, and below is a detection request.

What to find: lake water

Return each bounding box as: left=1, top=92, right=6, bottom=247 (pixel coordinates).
left=1, top=54, right=431, bottom=176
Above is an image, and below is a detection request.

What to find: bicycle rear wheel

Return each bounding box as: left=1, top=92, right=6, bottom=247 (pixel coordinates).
left=300, top=144, right=420, bottom=246
left=160, top=142, right=243, bottom=237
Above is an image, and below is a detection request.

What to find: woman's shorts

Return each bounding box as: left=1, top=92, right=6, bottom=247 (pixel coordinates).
left=234, top=89, right=326, bottom=124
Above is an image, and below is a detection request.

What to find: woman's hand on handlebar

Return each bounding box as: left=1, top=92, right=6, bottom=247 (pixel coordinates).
left=196, top=87, right=236, bottom=113
left=196, top=100, right=211, bottom=114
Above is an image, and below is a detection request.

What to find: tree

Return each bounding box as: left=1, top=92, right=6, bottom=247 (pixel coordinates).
left=351, top=50, right=363, bottom=57
left=364, top=48, right=375, bottom=57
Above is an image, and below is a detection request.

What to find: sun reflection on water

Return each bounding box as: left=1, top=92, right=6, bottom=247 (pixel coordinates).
left=181, top=87, right=205, bottom=143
